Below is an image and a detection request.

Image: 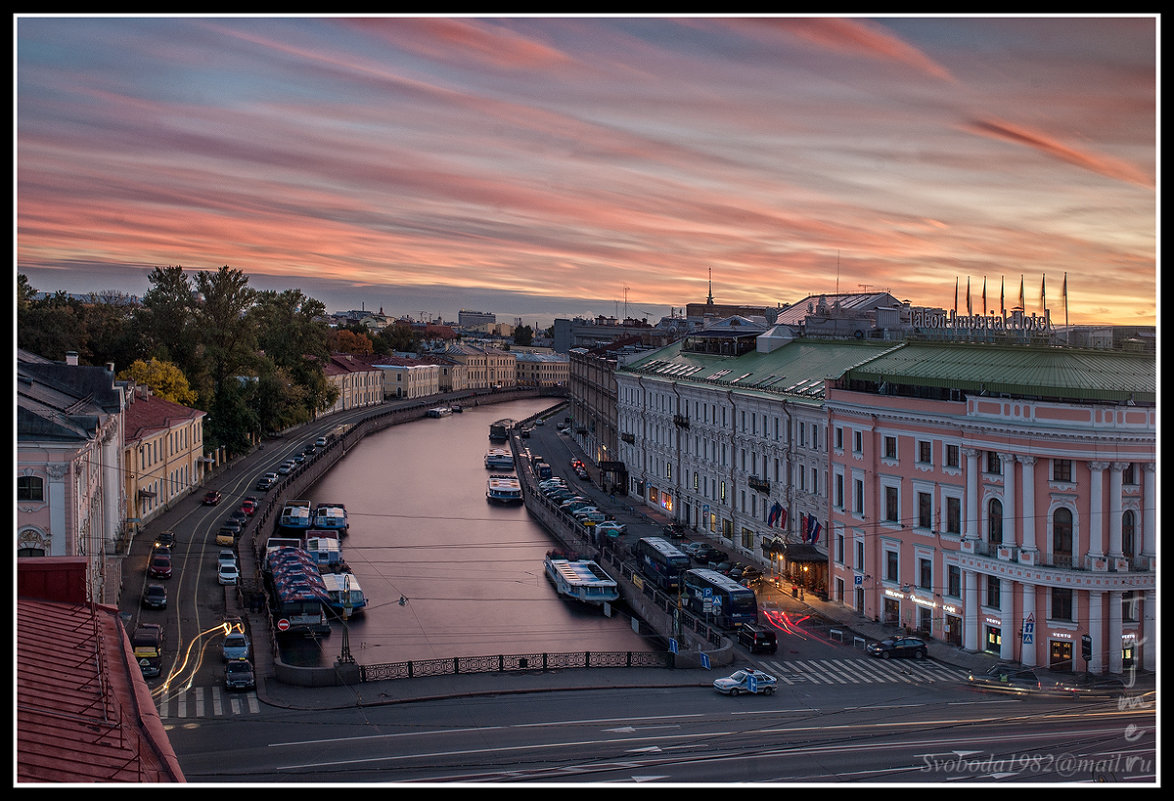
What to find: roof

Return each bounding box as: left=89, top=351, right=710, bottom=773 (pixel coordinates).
left=16, top=598, right=184, bottom=783
left=123, top=388, right=204, bottom=442
left=841, top=342, right=1156, bottom=403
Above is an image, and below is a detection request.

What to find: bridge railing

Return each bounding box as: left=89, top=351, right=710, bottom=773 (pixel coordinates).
left=360, top=649, right=671, bottom=682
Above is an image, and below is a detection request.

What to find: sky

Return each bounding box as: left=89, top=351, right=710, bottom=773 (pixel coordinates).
left=15, top=14, right=1158, bottom=328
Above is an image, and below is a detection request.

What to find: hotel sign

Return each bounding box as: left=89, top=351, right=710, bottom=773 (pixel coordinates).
left=910, top=308, right=1052, bottom=332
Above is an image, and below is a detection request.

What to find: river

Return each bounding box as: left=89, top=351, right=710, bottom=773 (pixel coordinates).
left=280, top=398, right=653, bottom=666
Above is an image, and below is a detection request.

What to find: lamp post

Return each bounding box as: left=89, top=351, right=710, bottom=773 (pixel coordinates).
left=338, top=574, right=355, bottom=664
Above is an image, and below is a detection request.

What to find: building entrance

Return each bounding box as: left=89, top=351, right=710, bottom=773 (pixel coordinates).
left=1049, top=639, right=1073, bottom=672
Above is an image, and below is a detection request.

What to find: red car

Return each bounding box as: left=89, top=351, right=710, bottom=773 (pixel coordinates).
left=203, top=490, right=222, bottom=505
left=240, top=499, right=257, bottom=516
left=148, top=552, right=173, bottom=579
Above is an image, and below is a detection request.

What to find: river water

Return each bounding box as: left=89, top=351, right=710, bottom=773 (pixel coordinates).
left=283, top=398, right=652, bottom=666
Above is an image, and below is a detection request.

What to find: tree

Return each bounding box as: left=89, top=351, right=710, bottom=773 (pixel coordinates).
left=329, top=328, right=374, bottom=355
left=195, top=265, right=257, bottom=395
left=117, top=358, right=198, bottom=405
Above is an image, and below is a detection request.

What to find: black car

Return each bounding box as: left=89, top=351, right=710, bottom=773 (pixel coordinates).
left=1052, top=673, right=1128, bottom=698
left=866, top=636, right=928, bottom=660
left=141, top=583, right=168, bottom=610
left=967, top=663, right=1042, bottom=694
left=737, top=623, right=778, bottom=654
left=692, top=545, right=725, bottom=565
left=224, top=658, right=256, bottom=691
left=153, top=530, right=176, bottom=550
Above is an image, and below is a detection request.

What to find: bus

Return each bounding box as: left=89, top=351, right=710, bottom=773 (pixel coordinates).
left=681, top=568, right=758, bottom=629
left=632, top=537, right=692, bottom=591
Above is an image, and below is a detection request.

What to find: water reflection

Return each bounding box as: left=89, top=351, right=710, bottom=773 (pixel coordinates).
left=281, top=399, right=652, bottom=666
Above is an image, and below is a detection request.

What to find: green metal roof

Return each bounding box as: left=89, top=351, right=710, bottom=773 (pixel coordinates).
left=842, top=342, right=1156, bottom=403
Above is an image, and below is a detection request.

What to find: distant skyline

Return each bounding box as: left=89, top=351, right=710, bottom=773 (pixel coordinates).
left=16, top=15, right=1157, bottom=328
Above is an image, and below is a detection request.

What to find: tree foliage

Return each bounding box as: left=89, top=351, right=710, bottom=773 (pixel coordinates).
left=117, top=358, right=198, bottom=405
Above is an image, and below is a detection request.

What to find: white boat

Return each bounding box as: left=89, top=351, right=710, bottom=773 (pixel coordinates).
left=303, top=534, right=343, bottom=567
left=277, top=500, right=312, bottom=533
left=320, top=572, right=367, bottom=616
left=311, top=503, right=349, bottom=536
left=426, top=406, right=452, bottom=418
left=486, top=474, right=523, bottom=504
left=544, top=551, right=620, bottom=606
left=484, top=448, right=514, bottom=469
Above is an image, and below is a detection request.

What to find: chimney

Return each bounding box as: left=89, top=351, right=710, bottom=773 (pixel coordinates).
left=65, top=351, right=79, bottom=366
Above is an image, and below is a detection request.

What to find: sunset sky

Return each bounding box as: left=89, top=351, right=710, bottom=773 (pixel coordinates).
left=15, top=15, right=1157, bottom=327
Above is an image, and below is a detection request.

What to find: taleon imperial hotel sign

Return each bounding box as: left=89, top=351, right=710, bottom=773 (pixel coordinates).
left=910, top=307, right=1053, bottom=333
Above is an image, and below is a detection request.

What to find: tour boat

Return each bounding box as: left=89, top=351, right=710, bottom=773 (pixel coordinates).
left=484, top=448, right=514, bottom=469
left=486, top=474, right=523, bottom=504
left=544, top=551, right=620, bottom=606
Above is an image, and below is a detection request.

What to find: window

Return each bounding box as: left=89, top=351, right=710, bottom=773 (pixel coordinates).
left=884, top=436, right=897, bottom=459
left=986, top=451, right=1002, bottom=474
left=1052, top=508, right=1074, bottom=565
left=854, top=430, right=863, bottom=453
left=986, top=574, right=1001, bottom=608
left=835, top=427, right=843, bottom=450
left=854, top=479, right=865, bottom=515
left=917, top=440, right=932, bottom=465
left=884, top=486, right=899, bottom=522
left=834, top=473, right=844, bottom=508
left=17, top=475, right=45, bottom=502
left=918, top=557, right=932, bottom=590
left=1053, top=459, right=1072, bottom=482
left=1051, top=587, right=1073, bottom=622
left=917, top=492, right=932, bottom=529
left=885, top=550, right=899, bottom=582
left=947, top=565, right=961, bottom=597
left=1122, top=463, right=1136, bottom=485
left=1122, top=510, right=1136, bottom=558
left=946, top=444, right=960, bottom=469
left=988, top=498, right=1003, bottom=544
left=945, top=497, right=961, bottom=535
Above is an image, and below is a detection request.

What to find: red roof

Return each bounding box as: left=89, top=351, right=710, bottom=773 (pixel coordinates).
left=16, top=592, right=185, bottom=783
left=123, top=387, right=204, bottom=443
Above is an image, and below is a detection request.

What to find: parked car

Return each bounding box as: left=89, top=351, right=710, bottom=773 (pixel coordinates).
left=967, top=664, right=1042, bottom=694
left=737, top=624, right=778, bottom=654
left=277, top=462, right=295, bottom=475
left=217, top=562, right=240, bottom=585
left=578, top=510, right=608, bottom=525
left=217, top=549, right=237, bottom=569
left=239, top=499, right=257, bottom=516
left=222, top=630, right=250, bottom=661
left=713, top=669, right=778, bottom=696
left=595, top=522, right=626, bottom=537
left=153, top=530, right=176, bottom=550
left=215, top=527, right=239, bottom=547
left=692, top=545, right=725, bottom=565
left=866, top=636, right=928, bottom=660
left=147, top=552, right=172, bottom=579
left=315, top=436, right=328, bottom=447
left=141, top=583, right=168, bottom=610
left=202, top=490, right=222, bottom=505
left=256, top=472, right=278, bottom=490
left=224, top=658, right=256, bottom=691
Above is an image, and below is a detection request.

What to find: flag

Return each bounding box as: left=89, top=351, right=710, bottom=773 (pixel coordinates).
left=966, top=277, right=972, bottom=315
left=800, top=513, right=808, bottom=538
left=1018, top=275, right=1025, bottom=310
left=1041, top=274, right=1047, bottom=312
left=768, top=502, right=784, bottom=527
left=982, top=277, right=987, bottom=315
left=809, top=518, right=822, bottom=545
left=1062, top=272, right=1068, bottom=306
left=953, top=277, right=958, bottom=314
left=1000, top=276, right=1005, bottom=314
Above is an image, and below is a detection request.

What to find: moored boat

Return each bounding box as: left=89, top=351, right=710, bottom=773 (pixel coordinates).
left=320, top=572, right=367, bottom=617
left=426, top=406, right=452, bottom=418
left=484, top=448, right=514, bottom=469
left=277, top=500, right=313, bottom=534
left=544, top=551, right=620, bottom=606
left=489, top=418, right=514, bottom=442
left=486, top=473, right=523, bottom=504
left=311, top=503, right=349, bottom=536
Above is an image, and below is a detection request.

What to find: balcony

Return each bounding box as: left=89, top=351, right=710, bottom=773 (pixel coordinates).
left=959, top=538, right=1155, bottom=589
left=747, top=475, right=770, bottom=493
left=672, top=414, right=690, bottom=429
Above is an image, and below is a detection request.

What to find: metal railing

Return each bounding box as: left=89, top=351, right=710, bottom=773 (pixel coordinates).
left=360, top=649, right=671, bottom=682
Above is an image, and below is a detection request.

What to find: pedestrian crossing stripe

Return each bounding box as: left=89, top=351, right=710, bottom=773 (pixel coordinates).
left=156, top=685, right=261, bottom=718
left=756, top=657, right=968, bottom=686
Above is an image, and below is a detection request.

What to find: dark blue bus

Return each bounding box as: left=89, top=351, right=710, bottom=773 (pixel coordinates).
left=682, top=568, right=758, bottom=629
left=633, top=536, right=691, bottom=591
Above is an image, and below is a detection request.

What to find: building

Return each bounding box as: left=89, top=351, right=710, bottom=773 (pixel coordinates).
left=514, top=349, right=569, bottom=388
left=613, top=326, right=1155, bottom=675
left=17, top=557, right=184, bottom=783
left=440, top=343, right=516, bottom=389
left=552, top=314, right=691, bottom=354
left=370, top=354, right=442, bottom=398
left=824, top=343, right=1155, bottom=674
left=321, top=353, right=385, bottom=413
left=458, top=309, right=496, bottom=330
left=17, top=349, right=128, bottom=603
left=122, top=384, right=207, bottom=529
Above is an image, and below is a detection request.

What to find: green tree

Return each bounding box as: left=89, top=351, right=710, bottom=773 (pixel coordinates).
left=117, top=358, right=198, bottom=405
left=195, top=265, right=257, bottom=395
left=138, top=266, right=206, bottom=396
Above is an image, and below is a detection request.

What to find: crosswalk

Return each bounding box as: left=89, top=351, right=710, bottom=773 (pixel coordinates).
left=155, top=686, right=261, bottom=719
left=750, top=656, right=968, bottom=686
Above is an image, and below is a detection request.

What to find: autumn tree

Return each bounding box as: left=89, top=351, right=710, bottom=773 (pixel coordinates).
left=117, top=358, right=198, bottom=405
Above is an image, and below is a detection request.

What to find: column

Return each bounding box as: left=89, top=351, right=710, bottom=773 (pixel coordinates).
left=1017, top=455, right=1037, bottom=562
left=963, top=448, right=980, bottom=542
left=1087, top=590, right=1104, bottom=674
left=1106, top=591, right=1123, bottom=674
left=46, top=463, right=69, bottom=556
left=1142, top=589, right=1156, bottom=672
left=1001, top=452, right=1015, bottom=548
left=963, top=568, right=979, bottom=652
left=1020, top=582, right=1037, bottom=667
left=999, top=577, right=1014, bottom=662
left=1141, top=463, right=1156, bottom=565
left=1086, top=462, right=1107, bottom=560
left=1107, top=463, right=1126, bottom=560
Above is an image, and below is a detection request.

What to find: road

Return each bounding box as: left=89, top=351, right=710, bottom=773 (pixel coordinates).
left=164, top=681, right=1156, bottom=783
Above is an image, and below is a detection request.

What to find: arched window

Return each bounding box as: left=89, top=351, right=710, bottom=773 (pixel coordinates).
left=1122, top=510, right=1137, bottom=558
left=17, top=475, right=45, bottom=502
left=988, top=498, right=1003, bottom=544
left=1052, top=508, right=1074, bottom=566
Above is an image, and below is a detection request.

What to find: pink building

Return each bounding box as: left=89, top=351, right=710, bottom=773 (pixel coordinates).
left=824, top=343, right=1155, bottom=675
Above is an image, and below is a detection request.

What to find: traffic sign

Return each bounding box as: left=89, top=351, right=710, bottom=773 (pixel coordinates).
left=277, top=618, right=291, bottom=632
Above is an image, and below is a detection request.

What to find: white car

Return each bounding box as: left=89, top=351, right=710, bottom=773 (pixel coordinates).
left=713, top=669, right=778, bottom=696
left=217, top=563, right=240, bottom=585
left=217, top=549, right=237, bottom=570
left=222, top=631, right=250, bottom=661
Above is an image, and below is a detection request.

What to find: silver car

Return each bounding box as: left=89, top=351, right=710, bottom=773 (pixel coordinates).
left=713, top=669, right=778, bottom=696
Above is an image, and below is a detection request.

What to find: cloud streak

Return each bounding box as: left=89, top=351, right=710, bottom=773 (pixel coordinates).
left=15, top=15, right=1156, bottom=326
